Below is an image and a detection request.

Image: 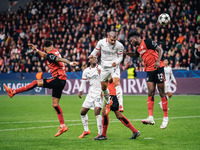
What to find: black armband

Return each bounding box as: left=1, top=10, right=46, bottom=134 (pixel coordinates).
left=144, top=38, right=158, bottom=50
left=46, top=53, right=57, bottom=63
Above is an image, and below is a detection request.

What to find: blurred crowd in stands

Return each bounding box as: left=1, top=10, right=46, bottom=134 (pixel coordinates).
left=0, top=0, right=200, bottom=74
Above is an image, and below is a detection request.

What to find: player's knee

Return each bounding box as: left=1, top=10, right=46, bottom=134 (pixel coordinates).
left=102, top=85, right=107, bottom=91
left=159, top=92, right=165, bottom=98
left=115, top=112, right=123, bottom=119
left=95, top=109, right=101, bottom=116
left=168, top=93, right=172, bottom=98
left=102, top=108, right=107, bottom=116
left=52, top=103, right=59, bottom=107
left=95, top=112, right=100, bottom=116
left=148, top=90, right=154, bottom=97
left=81, top=111, right=86, bottom=116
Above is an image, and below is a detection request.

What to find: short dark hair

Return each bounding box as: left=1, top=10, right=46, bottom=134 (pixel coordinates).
left=44, top=40, right=53, bottom=47
left=128, top=31, right=140, bottom=39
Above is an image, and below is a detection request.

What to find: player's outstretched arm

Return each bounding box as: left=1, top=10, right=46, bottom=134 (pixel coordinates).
left=123, top=52, right=139, bottom=58
left=28, top=43, right=47, bottom=58
left=55, top=57, right=78, bottom=66
left=78, top=91, right=82, bottom=98
left=154, top=46, right=163, bottom=69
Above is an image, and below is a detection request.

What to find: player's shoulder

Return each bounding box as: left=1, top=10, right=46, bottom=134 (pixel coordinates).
left=144, top=38, right=153, bottom=44
left=116, top=40, right=124, bottom=48
left=83, top=67, right=90, bottom=73
left=48, top=49, right=59, bottom=55
left=98, top=38, right=106, bottom=44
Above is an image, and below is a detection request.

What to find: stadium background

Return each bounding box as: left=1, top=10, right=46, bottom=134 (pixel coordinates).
left=0, top=0, right=200, bottom=95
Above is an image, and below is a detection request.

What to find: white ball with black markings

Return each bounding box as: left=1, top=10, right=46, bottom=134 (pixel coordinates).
left=158, top=13, right=170, bottom=26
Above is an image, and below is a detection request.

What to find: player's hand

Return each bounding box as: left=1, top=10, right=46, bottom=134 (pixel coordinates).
left=154, top=60, right=160, bottom=69
left=28, top=43, right=37, bottom=50
left=70, top=61, right=79, bottom=66
left=78, top=91, right=82, bottom=98
left=100, top=91, right=103, bottom=99
left=88, top=55, right=94, bottom=59
left=97, top=69, right=101, bottom=74
left=112, top=62, right=117, bottom=67
left=175, top=82, right=177, bottom=86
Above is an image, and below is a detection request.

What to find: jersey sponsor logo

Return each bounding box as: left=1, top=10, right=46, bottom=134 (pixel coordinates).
left=87, top=74, right=99, bottom=80
left=102, top=50, right=115, bottom=55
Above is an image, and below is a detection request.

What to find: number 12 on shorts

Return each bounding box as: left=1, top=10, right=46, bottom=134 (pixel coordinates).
left=157, top=73, right=163, bottom=82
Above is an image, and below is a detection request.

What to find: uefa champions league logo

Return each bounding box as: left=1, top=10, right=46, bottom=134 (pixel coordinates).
left=34, top=87, right=42, bottom=93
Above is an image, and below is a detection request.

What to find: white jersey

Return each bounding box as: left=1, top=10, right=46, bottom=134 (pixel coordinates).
left=164, top=66, right=176, bottom=86
left=91, top=38, right=124, bottom=67
left=81, top=65, right=101, bottom=95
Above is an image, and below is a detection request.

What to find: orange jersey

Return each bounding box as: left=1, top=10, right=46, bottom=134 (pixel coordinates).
left=46, top=49, right=67, bottom=80
left=107, top=81, right=116, bottom=96
left=137, top=39, right=164, bottom=72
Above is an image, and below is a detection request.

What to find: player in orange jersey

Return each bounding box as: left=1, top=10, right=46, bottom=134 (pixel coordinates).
left=4, top=40, right=78, bottom=137
left=94, top=78, right=140, bottom=140
left=125, top=31, right=169, bottom=129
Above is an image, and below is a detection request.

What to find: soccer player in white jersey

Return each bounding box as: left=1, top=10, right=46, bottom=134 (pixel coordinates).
left=158, top=59, right=177, bottom=109
left=78, top=57, right=103, bottom=139
left=88, top=31, right=124, bottom=114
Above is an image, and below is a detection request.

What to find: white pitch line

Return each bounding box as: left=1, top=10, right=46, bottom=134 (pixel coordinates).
left=144, top=137, right=154, bottom=140
left=2, top=115, right=199, bottom=124
left=0, top=115, right=200, bottom=132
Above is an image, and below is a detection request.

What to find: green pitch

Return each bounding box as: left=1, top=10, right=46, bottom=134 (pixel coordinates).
left=0, top=95, right=200, bottom=150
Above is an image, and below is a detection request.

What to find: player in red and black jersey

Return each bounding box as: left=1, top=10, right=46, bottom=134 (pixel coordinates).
left=94, top=77, right=140, bottom=140
left=125, top=31, right=169, bottom=129
left=4, top=40, right=78, bottom=137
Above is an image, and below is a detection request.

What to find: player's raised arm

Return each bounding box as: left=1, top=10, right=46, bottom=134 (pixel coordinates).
left=28, top=43, right=47, bottom=58
left=170, top=68, right=177, bottom=86
left=55, top=56, right=78, bottom=66
left=154, top=46, right=163, bottom=69
left=78, top=70, right=87, bottom=98
left=88, top=40, right=101, bottom=58
left=112, top=44, right=124, bottom=67
left=123, top=52, right=139, bottom=58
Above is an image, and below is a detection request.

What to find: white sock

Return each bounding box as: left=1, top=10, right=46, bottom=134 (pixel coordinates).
left=149, top=116, right=154, bottom=120
left=103, top=89, right=110, bottom=104
left=163, top=117, right=169, bottom=121
left=115, top=85, right=123, bottom=106
left=81, top=114, right=89, bottom=132
left=158, top=101, right=163, bottom=109
left=166, top=95, right=169, bottom=100
left=96, top=115, right=102, bottom=135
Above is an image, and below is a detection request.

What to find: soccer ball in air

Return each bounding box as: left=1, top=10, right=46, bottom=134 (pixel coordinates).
left=158, top=13, right=170, bottom=26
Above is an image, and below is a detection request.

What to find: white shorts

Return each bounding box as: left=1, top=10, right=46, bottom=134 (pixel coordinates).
left=100, top=66, right=120, bottom=82
left=82, top=93, right=103, bottom=110
left=165, top=85, right=172, bottom=93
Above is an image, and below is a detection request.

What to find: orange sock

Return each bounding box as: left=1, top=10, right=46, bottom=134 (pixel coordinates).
left=119, top=116, right=138, bottom=133
left=102, top=115, right=109, bottom=137
left=147, top=96, right=154, bottom=116
left=14, top=80, right=37, bottom=94
left=53, top=105, right=65, bottom=125
left=161, top=97, right=168, bottom=117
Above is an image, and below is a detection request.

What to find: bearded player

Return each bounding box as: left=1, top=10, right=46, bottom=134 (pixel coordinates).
left=126, top=31, right=169, bottom=129
left=158, top=59, right=177, bottom=109
left=4, top=40, right=78, bottom=136
left=94, top=77, right=140, bottom=140
left=78, top=57, right=103, bottom=139
left=88, top=31, right=124, bottom=114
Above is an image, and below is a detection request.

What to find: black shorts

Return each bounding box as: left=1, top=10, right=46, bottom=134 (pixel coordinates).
left=146, top=67, right=165, bottom=83
left=43, top=77, right=66, bottom=99
left=110, top=95, right=119, bottom=112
